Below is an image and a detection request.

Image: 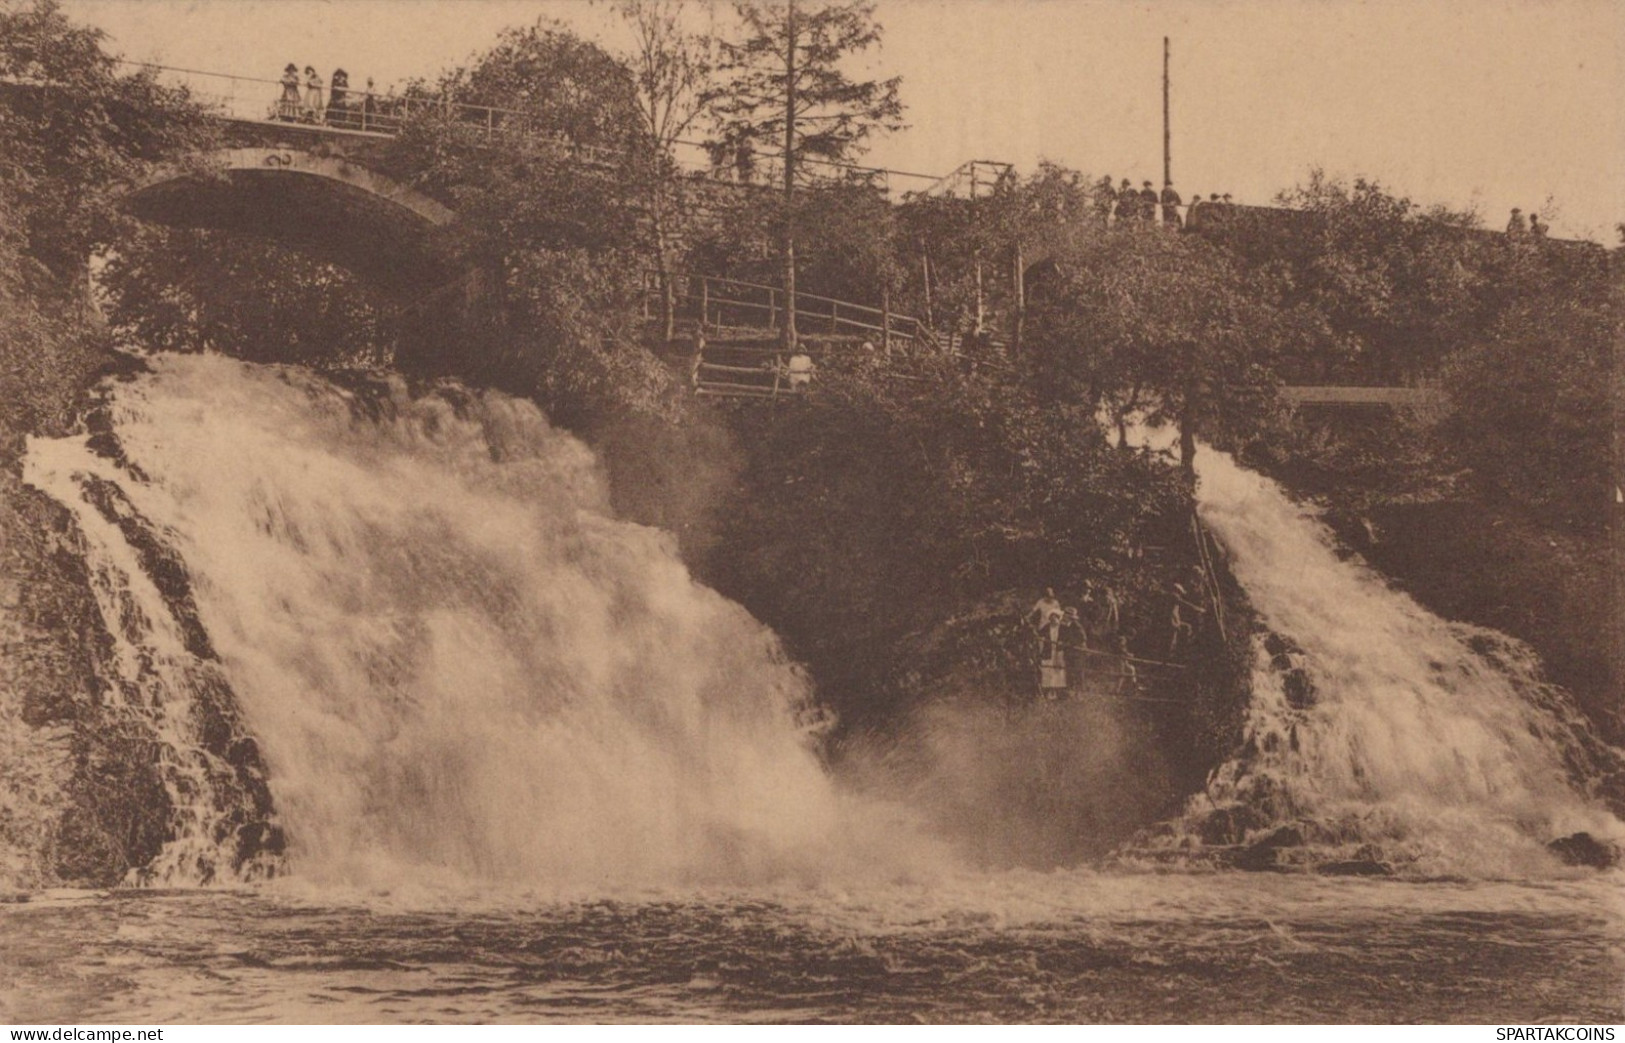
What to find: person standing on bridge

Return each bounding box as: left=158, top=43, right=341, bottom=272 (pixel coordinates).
left=1096, top=176, right=1118, bottom=222
left=275, top=64, right=301, bottom=121
left=1139, top=181, right=1160, bottom=222
left=1117, top=179, right=1138, bottom=221
left=301, top=66, right=324, bottom=124
left=326, top=68, right=350, bottom=127
left=1160, top=182, right=1184, bottom=228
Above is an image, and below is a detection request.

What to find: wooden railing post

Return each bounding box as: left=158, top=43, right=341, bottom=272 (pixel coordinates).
left=882, top=286, right=892, bottom=353
left=830, top=299, right=839, bottom=335
left=700, top=277, right=710, bottom=330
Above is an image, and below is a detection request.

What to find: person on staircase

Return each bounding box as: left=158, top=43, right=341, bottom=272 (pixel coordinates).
left=1168, top=582, right=1207, bottom=656
left=1025, top=587, right=1063, bottom=631
left=1036, top=610, right=1069, bottom=701
left=1113, top=636, right=1139, bottom=696
left=1061, top=606, right=1089, bottom=696
left=785, top=351, right=816, bottom=392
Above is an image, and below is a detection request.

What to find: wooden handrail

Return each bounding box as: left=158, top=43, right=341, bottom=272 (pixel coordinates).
left=647, top=269, right=927, bottom=344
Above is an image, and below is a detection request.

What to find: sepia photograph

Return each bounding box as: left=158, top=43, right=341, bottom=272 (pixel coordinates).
left=0, top=0, right=1620, bottom=1026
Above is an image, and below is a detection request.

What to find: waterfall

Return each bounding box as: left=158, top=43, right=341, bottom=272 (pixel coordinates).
left=19, top=358, right=1620, bottom=886
left=23, top=354, right=894, bottom=888
left=1175, top=441, right=1623, bottom=875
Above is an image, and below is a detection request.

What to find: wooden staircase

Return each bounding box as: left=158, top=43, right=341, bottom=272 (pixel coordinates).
left=644, top=270, right=933, bottom=400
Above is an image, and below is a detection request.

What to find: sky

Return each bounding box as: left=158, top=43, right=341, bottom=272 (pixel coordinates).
left=62, top=0, right=1625, bottom=241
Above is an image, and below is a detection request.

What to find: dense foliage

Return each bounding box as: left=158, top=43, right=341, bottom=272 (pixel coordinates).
left=705, top=349, right=1196, bottom=727
left=98, top=227, right=391, bottom=367
left=0, top=0, right=212, bottom=450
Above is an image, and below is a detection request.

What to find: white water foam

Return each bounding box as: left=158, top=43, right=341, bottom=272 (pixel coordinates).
left=25, top=354, right=930, bottom=888
left=1181, top=438, right=1623, bottom=875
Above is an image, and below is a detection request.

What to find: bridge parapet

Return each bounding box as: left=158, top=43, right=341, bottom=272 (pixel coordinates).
left=124, top=146, right=459, bottom=295
left=122, top=61, right=951, bottom=202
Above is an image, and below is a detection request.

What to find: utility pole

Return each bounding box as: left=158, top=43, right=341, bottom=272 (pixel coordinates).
left=781, top=0, right=799, bottom=351
left=1162, top=36, right=1172, bottom=188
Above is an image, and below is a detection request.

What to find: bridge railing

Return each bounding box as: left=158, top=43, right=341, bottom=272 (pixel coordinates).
left=119, top=61, right=946, bottom=200
left=646, top=271, right=929, bottom=349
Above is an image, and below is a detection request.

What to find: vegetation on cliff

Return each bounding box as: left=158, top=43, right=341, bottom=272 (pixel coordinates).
left=0, top=0, right=225, bottom=886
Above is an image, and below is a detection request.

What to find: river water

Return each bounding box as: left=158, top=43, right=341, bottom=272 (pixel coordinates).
left=4, top=874, right=1620, bottom=1023
left=7, top=355, right=1623, bottom=1023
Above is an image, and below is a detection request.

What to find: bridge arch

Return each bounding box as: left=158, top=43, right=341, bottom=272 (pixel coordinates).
left=122, top=148, right=459, bottom=295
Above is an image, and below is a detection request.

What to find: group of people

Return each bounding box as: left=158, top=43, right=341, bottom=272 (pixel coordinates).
left=1506, top=208, right=1550, bottom=238
left=1095, top=177, right=1235, bottom=229
left=1021, top=567, right=1215, bottom=704
left=272, top=64, right=392, bottom=131
left=1023, top=586, right=1134, bottom=702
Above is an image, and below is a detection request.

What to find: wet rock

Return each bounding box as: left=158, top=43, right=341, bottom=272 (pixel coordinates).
left=1196, top=804, right=1267, bottom=846
left=1281, top=670, right=1315, bottom=709
left=1262, top=631, right=1314, bottom=707
left=1229, top=825, right=1303, bottom=871
left=77, top=475, right=216, bottom=661
left=1547, top=832, right=1619, bottom=869
left=1253, top=825, right=1304, bottom=849
left=235, top=821, right=287, bottom=865
left=1317, top=859, right=1393, bottom=877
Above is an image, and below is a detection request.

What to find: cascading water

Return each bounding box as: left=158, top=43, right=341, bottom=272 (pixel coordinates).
left=18, top=356, right=1620, bottom=888
left=1167, top=439, right=1624, bottom=875
left=23, top=353, right=919, bottom=888
left=8, top=369, right=1622, bottom=1024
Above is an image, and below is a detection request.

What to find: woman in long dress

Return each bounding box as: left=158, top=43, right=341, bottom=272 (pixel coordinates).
left=1037, top=611, right=1068, bottom=699
left=301, top=66, right=324, bottom=124
left=274, top=63, right=301, bottom=121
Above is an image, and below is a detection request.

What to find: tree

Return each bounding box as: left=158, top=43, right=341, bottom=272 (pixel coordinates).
left=382, top=21, right=644, bottom=256
left=375, top=23, right=678, bottom=430
left=712, top=0, right=904, bottom=346
left=1266, top=171, right=1485, bottom=383
left=98, top=226, right=391, bottom=368
left=0, top=0, right=214, bottom=452
left=612, top=0, right=718, bottom=340
left=0, top=0, right=214, bottom=279
left=1027, top=229, right=1302, bottom=472
left=1430, top=252, right=1615, bottom=530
